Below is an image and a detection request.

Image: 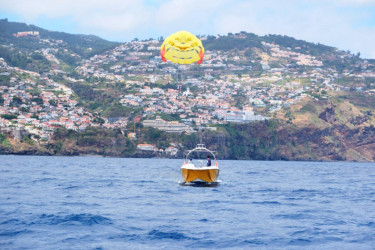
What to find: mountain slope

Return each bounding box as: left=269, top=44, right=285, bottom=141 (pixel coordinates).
left=1, top=20, right=375, bottom=161
left=0, top=18, right=119, bottom=57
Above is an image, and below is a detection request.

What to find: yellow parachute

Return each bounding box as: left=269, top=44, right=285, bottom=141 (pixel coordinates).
left=160, top=31, right=204, bottom=65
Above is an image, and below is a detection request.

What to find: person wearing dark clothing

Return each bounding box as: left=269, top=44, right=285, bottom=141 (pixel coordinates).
left=206, top=155, right=211, bottom=167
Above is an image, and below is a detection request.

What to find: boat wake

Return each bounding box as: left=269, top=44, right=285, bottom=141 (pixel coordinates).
left=179, top=180, right=221, bottom=187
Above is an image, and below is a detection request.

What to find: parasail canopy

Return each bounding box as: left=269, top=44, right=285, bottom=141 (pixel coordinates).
left=160, top=31, right=204, bottom=65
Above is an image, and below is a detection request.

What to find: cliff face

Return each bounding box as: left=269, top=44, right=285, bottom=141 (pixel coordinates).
left=196, top=121, right=374, bottom=162
left=194, top=94, right=375, bottom=162
left=0, top=127, right=134, bottom=157
left=1, top=122, right=374, bottom=162
left=280, top=124, right=375, bottom=161
left=318, top=107, right=336, bottom=124
left=269, top=95, right=375, bottom=161
left=1, top=97, right=375, bottom=162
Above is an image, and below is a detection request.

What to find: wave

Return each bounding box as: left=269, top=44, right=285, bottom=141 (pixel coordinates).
left=358, top=222, right=375, bottom=228
left=0, top=218, right=23, bottom=225
left=291, top=188, right=319, bottom=193
left=288, top=238, right=312, bottom=246
left=31, top=177, right=58, bottom=183
left=38, top=213, right=112, bottom=226
left=252, top=201, right=281, bottom=205
left=272, top=213, right=314, bottom=220
left=147, top=229, right=195, bottom=241
left=0, top=229, right=32, bottom=237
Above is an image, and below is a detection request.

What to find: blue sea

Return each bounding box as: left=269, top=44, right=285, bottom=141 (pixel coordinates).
left=0, top=155, right=374, bottom=249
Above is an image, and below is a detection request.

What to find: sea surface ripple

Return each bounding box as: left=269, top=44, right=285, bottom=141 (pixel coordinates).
left=0, top=155, right=374, bottom=249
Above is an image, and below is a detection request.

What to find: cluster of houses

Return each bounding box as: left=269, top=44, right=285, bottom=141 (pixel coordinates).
left=0, top=59, right=128, bottom=140
left=136, top=143, right=179, bottom=156
left=143, top=117, right=194, bottom=133
left=1, top=33, right=374, bottom=148
left=74, top=38, right=374, bottom=119
left=13, top=31, right=40, bottom=37
left=263, top=42, right=323, bottom=67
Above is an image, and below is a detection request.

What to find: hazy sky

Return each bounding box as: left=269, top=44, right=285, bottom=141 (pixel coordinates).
left=1, top=0, right=375, bottom=58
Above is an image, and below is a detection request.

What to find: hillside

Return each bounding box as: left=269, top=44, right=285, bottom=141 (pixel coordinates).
left=0, top=19, right=374, bottom=161
left=0, top=18, right=119, bottom=72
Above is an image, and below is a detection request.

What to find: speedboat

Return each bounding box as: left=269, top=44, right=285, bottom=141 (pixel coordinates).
left=181, top=144, right=219, bottom=184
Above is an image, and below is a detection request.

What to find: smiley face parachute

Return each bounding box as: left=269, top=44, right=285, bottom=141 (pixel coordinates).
left=160, top=31, right=204, bottom=65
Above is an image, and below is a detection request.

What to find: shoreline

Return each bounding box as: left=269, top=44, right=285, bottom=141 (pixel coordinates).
left=1, top=152, right=373, bottom=163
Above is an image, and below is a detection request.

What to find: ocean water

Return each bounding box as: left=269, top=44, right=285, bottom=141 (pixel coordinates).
left=0, top=155, right=374, bottom=249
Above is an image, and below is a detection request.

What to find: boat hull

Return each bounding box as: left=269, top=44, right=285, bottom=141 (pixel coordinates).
left=181, top=168, right=219, bottom=183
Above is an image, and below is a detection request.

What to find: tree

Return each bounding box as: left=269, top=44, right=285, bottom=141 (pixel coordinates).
left=11, top=96, right=23, bottom=106
left=31, top=97, right=43, bottom=105
left=94, top=117, right=105, bottom=125
left=1, top=114, right=17, bottom=120
left=49, top=99, right=58, bottom=107
left=0, top=74, right=10, bottom=83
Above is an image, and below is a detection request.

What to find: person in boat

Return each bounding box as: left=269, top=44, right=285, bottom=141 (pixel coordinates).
left=206, top=155, right=211, bottom=167
left=189, top=158, right=193, bottom=163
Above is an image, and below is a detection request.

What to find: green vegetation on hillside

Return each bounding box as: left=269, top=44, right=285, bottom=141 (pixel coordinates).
left=0, top=18, right=119, bottom=70
left=203, top=33, right=263, bottom=51
left=0, top=19, right=119, bottom=58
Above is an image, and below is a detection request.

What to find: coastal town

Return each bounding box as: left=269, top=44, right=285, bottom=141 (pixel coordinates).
left=1, top=31, right=375, bottom=152
left=3, top=3, right=375, bottom=248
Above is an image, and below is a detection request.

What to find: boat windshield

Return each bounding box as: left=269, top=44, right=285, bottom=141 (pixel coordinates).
left=185, top=144, right=217, bottom=166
